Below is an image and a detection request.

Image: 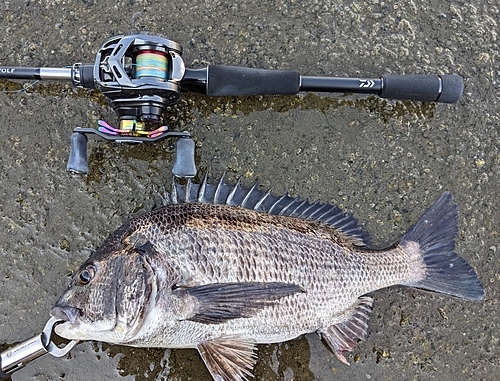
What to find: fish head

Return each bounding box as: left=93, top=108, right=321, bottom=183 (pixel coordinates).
left=51, top=233, right=158, bottom=345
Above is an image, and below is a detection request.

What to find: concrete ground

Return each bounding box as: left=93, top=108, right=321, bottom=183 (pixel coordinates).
left=0, top=0, right=498, bottom=380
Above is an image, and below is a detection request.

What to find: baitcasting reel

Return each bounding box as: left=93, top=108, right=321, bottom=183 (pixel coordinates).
left=0, top=34, right=465, bottom=177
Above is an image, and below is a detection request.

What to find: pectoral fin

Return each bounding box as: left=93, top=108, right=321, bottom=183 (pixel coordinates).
left=318, top=296, right=373, bottom=365
left=197, top=336, right=257, bottom=381
left=175, top=282, right=305, bottom=324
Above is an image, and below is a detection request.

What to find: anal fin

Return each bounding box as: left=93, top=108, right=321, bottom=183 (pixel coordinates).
left=197, top=336, right=257, bottom=381
left=318, top=296, right=373, bottom=365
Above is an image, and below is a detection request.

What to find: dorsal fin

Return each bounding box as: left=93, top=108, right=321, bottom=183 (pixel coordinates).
left=163, top=174, right=369, bottom=246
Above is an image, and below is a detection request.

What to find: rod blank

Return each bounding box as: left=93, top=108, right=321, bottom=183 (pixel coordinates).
left=0, top=67, right=72, bottom=81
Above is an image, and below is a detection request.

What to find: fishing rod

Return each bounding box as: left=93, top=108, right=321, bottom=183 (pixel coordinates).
left=0, top=34, right=464, bottom=177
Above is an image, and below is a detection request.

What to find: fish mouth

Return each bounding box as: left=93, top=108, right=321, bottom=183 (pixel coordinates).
left=50, top=305, right=82, bottom=324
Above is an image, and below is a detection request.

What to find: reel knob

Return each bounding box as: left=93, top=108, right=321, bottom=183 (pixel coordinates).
left=172, top=137, right=197, bottom=178
left=67, top=132, right=89, bottom=174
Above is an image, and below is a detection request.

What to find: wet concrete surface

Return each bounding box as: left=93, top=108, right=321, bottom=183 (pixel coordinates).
left=0, top=0, right=498, bottom=380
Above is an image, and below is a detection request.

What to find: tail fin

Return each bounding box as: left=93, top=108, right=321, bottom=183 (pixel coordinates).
left=400, top=192, right=484, bottom=301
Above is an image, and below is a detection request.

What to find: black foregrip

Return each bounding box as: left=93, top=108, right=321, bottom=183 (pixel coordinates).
left=380, top=74, right=463, bottom=103
left=207, top=65, right=300, bottom=96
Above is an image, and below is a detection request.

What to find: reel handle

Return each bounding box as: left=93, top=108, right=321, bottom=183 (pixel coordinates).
left=66, top=129, right=196, bottom=177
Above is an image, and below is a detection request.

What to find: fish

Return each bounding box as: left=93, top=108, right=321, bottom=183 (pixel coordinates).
left=50, top=175, right=485, bottom=381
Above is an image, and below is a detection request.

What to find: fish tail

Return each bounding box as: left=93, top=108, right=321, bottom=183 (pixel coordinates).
left=400, top=192, right=485, bottom=301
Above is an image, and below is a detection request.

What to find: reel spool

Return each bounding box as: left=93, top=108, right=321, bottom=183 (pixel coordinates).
left=94, top=34, right=186, bottom=133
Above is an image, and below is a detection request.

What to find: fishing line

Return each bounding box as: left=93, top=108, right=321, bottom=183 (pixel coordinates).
left=135, top=50, right=168, bottom=80
left=0, top=80, right=40, bottom=93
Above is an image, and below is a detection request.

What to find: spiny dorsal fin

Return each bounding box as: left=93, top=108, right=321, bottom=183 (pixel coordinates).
left=197, top=336, right=257, bottom=381
left=163, top=174, right=368, bottom=246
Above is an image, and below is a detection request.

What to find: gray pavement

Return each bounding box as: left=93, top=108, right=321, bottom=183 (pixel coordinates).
left=0, top=0, right=498, bottom=380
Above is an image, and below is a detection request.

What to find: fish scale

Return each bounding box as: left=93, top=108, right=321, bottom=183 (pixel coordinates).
left=50, top=176, right=484, bottom=381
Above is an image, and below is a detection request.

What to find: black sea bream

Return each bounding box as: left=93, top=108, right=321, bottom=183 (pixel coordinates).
left=51, top=176, right=484, bottom=381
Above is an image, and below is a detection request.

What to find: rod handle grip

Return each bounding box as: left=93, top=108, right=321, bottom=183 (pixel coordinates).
left=207, top=65, right=300, bottom=96
left=380, top=74, right=463, bottom=103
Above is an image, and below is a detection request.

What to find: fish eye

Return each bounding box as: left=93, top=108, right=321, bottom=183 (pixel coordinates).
left=78, top=265, right=96, bottom=285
